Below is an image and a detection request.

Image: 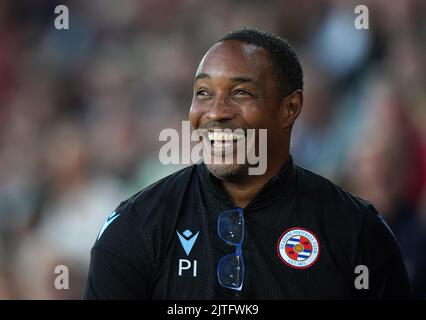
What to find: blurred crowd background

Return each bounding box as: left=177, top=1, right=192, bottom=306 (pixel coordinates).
left=0, top=0, right=425, bottom=299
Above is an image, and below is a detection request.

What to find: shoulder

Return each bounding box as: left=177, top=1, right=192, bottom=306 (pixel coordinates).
left=122, top=164, right=198, bottom=215
left=93, top=165, right=198, bottom=251
left=293, top=165, right=403, bottom=268
left=293, top=164, right=393, bottom=241
left=294, top=164, right=373, bottom=213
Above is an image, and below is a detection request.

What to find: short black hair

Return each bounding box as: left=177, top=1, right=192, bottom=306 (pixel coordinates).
left=219, top=28, right=303, bottom=97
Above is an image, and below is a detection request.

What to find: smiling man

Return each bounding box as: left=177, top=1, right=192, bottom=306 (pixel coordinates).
left=83, top=28, right=412, bottom=299
left=190, top=36, right=302, bottom=208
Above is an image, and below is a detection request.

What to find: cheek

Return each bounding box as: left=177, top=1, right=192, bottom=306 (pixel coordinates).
left=189, top=104, right=201, bottom=129
left=241, top=107, right=273, bottom=129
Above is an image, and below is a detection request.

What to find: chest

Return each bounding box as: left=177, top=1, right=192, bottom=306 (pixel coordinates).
left=150, top=203, right=357, bottom=299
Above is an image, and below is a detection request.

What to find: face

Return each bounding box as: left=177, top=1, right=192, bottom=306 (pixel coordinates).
left=189, top=40, right=295, bottom=180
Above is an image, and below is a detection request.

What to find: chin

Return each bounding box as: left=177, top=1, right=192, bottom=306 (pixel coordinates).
left=205, top=162, right=248, bottom=180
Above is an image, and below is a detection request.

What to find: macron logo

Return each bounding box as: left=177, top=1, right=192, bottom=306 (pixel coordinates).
left=176, top=229, right=200, bottom=256
left=98, top=211, right=120, bottom=240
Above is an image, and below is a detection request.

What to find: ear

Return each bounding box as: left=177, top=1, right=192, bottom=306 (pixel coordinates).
left=279, top=90, right=303, bottom=129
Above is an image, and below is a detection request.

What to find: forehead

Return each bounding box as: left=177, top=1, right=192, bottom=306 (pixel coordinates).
left=195, top=40, right=273, bottom=80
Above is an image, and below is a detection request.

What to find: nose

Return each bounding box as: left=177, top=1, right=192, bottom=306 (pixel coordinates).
left=206, top=96, right=234, bottom=122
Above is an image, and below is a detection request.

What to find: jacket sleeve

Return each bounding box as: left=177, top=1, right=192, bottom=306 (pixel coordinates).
left=355, top=206, right=413, bottom=299
left=82, top=204, right=154, bottom=299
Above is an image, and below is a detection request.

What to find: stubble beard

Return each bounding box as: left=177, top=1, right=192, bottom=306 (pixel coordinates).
left=205, top=162, right=249, bottom=180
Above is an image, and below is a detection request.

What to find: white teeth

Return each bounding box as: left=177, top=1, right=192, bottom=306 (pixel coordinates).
left=207, top=131, right=245, bottom=142
left=212, top=141, right=231, bottom=148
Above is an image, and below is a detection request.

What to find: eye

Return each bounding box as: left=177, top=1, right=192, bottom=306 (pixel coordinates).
left=233, top=89, right=252, bottom=97
left=196, top=89, right=211, bottom=97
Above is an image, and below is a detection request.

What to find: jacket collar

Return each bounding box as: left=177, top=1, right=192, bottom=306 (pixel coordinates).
left=197, top=155, right=296, bottom=211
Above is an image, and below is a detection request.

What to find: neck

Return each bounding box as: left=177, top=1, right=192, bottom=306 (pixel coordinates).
left=221, top=152, right=289, bottom=208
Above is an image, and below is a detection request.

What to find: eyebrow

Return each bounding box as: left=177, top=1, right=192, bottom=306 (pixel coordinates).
left=195, top=73, right=257, bottom=85
left=195, top=73, right=210, bottom=81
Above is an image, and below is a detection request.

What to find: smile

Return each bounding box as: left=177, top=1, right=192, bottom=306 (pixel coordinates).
left=206, top=131, right=246, bottom=149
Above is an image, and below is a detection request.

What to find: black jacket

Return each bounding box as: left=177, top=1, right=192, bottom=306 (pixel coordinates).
left=83, top=156, right=412, bottom=299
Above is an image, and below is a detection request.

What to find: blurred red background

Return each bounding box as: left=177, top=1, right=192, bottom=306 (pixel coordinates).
left=0, top=0, right=425, bottom=299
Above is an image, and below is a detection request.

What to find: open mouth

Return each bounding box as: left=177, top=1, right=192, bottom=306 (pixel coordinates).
left=197, top=127, right=259, bottom=165
left=207, top=131, right=245, bottom=148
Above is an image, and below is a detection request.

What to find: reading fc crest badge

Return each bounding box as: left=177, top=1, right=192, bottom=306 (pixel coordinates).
left=277, top=227, right=320, bottom=269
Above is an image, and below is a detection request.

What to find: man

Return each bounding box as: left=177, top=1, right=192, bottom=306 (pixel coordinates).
left=83, top=28, right=412, bottom=299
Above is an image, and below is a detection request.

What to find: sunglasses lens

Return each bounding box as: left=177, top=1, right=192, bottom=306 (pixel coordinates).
left=218, top=209, right=244, bottom=245
left=217, top=253, right=244, bottom=290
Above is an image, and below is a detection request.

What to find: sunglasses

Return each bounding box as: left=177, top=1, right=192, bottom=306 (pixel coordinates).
left=217, top=208, right=245, bottom=291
